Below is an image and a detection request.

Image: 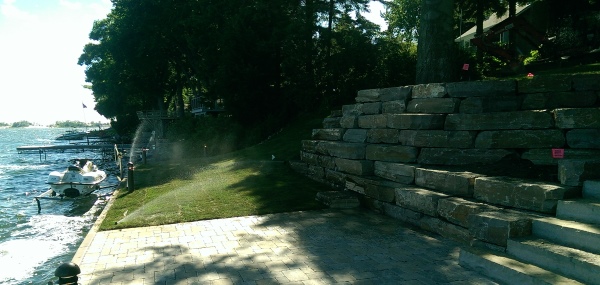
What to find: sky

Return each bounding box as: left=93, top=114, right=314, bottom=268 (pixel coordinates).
left=0, top=0, right=385, bottom=126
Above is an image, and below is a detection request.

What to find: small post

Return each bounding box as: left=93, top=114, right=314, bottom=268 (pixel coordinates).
left=35, top=197, right=41, bottom=214
left=127, top=162, right=134, bottom=192
left=54, top=262, right=80, bottom=284
left=142, top=148, right=148, bottom=164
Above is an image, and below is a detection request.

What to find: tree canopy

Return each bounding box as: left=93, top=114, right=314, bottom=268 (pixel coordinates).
left=79, top=0, right=596, bottom=136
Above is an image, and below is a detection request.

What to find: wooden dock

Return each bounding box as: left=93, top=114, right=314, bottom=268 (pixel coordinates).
left=17, top=143, right=132, bottom=161
left=16, top=144, right=131, bottom=153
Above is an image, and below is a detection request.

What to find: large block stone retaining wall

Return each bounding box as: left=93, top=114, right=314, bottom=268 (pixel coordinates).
left=291, top=75, right=600, bottom=249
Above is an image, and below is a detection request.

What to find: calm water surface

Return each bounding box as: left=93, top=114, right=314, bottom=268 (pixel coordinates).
left=0, top=127, right=118, bottom=284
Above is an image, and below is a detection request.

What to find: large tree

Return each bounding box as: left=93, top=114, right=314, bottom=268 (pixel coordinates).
left=415, top=0, right=455, bottom=83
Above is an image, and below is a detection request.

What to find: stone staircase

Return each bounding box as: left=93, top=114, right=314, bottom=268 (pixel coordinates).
left=459, top=180, right=600, bottom=285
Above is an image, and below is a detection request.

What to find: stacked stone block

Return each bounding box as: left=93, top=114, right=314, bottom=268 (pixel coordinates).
left=291, top=75, right=600, bottom=249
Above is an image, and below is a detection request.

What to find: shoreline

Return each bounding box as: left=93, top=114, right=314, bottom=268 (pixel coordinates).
left=71, top=181, right=125, bottom=265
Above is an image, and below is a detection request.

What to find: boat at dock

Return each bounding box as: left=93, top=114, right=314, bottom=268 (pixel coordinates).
left=46, top=159, right=107, bottom=198
left=55, top=130, right=89, bottom=141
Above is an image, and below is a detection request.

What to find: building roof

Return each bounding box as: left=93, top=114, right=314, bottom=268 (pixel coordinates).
left=455, top=5, right=530, bottom=43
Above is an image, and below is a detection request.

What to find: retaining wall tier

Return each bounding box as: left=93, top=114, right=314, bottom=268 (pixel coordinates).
left=295, top=75, right=600, bottom=249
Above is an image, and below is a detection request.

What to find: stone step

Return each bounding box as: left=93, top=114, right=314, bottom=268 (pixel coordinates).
left=507, top=237, right=600, bottom=285
left=532, top=217, right=600, bottom=254
left=557, top=198, right=600, bottom=225
left=583, top=180, right=600, bottom=199
left=315, top=191, right=360, bottom=209
left=459, top=247, right=583, bottom=285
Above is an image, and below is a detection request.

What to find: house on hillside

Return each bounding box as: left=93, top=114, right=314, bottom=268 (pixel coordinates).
left=455, top=3, right=549, bottom=64
left=456, top=1, right=600, bottom=64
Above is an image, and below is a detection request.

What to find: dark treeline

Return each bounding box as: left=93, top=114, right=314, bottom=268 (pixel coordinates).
left=78, top=0, right=418, bottom=138
left=78, top=0, right=598, bottom=144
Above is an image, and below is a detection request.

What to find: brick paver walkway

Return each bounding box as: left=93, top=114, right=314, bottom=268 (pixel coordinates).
left=72, top=209, right=497, bottom=284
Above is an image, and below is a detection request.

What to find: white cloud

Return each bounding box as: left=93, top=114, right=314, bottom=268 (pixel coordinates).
left=1, top=0, right=37, bottom=21
left=59, top=0, right=82, bottom=10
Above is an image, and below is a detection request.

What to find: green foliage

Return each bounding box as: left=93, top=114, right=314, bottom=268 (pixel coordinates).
left=53, top=120, right=88, bottom=128
left=11, top=121, right=31, bottom=128
left=0, top=122, right=9, bottom=127
left=79, top=0, right=419, bottom=137
left=523, top=49, right=541, bottom=66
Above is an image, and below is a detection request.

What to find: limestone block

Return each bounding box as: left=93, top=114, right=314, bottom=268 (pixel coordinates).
left=316, top=191, right=360, bottom=209
left=366, top=144, right=418, bottom=163
left=418, top=148, right=514, bottom=166
left=340, top=116, right=358, bottom=128
left=566, top=129, right=600, bottom=148
left=343, top=129, right=367, bottom=143
left=399, top=130, right=476, bottom=148
left=300, top=151, right=336, bottom=169
left=346, top=175, right=401, bottom=203
left=321, top=141, right=366, bottom=159
left=437, top=197, right=497, bottom=228
left=345, top=180, right=365, bottom=194
left=459, top=96, right=522, bottom=113
left=356, top=86, right=412, bottom=102
left=412, top=83, right=446, bottom=98
left=522, top=148, right=600, bottom=165
left=358, top=114, right=387, bottom=128
left=374, top=161, right=416, bottom=184
left=301, top=140, right=326, bottom=154
left=330, top=109, right=342, bottom=117
left=382, top=100, right=407, bottom=114
left=415, top=168, right=479, bottom=196
left=469, top=210, right=533, bottom=247
left=475, top=130, right=565, bottom=149
left=365, top=183, right=396, bottom=203
left=521, top=91, right=597, bottom=110
left=307, top=164, right=325, bottom=179
left=362, top=102, right=382, bottom=114
left=367, top=129, right=399, bottom=144
left=342, top=104, right=363, bottom=116
left=311, top=128, right=344, bottom=141
left=288, top=161, right=309, bottom=176
left=554, top=108, right=600, bottom=129
left=380, top=202, right=423, bottom=227
left=518, top=76, right=572, bottom=94
left=322, top=117, right=341, bottom=128
left=334, top=158, right=374, bottom=176
left=406, top=98, right=459, bottom=113
left=395, top=186, right=450, bottom=217
left=474, top=176, right=579, bottom=213
left=558, top=159, right=600, bottom=186
left=325, top=169, right=347, bottom=188
left=445, top=111, right=553, bottom=130
left=419, top=215, right=472, bottom=244
left=572, top=74, right=600, bottom=91
left=387, top=114, right=446, bottom=130
left=447, top=80, right=517, bottom=98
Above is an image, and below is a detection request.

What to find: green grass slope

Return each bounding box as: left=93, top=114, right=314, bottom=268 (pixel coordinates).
left=99, top=113, right=333, bottom=230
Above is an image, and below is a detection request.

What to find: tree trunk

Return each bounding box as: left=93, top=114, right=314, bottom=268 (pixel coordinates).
left=475, top=0, right=484, bottom=69
left=508, top=0, right=517, bottom=57
left=415, top=0, right=455, bottom=84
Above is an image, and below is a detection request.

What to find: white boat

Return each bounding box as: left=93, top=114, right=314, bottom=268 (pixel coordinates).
left=46, top=159, right=107, bottom=198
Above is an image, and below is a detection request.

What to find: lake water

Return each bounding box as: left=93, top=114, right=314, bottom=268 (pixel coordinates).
left=0, top=127, right=119, bottom=284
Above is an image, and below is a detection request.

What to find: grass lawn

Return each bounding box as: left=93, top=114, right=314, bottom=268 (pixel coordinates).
left=99, top=113, right=333, bottom=230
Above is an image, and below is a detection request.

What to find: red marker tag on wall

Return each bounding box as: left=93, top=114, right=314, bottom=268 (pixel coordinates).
left=552, top=148, right=564, bottom=159
left=462, top=64, right=470, bottom=71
